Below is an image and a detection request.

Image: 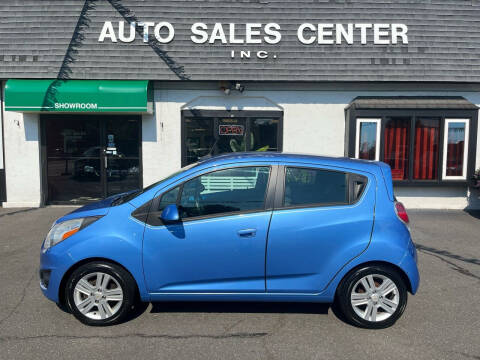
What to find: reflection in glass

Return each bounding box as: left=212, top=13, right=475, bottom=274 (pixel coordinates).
left=45, top=115, right=141, bottom=203
left=105, top=117, right=139, bottom=157
left=446, top=122, right=466, bottom=177
left=384, top=117, right=410, bottom=180
left=183, top=115, right=281, bottom=166
left=46, top=117, right=102, bottom=203
left=217, top=118, right=247, bottom=153
left=47, top=159, right=102, bottom=203
left=284, top=167, right=348, bottom=206
left=105, top=158, right=140, bottom=197
left=46, top=117, right=100, bottom=157
left=158, top=186, right=180, bottom=212
left=413, top=118, right=439, bottom=180
left=185, top=118, right=215, bottom=165
left=358, top=122, right=377, bottom=160
left=179, top=167, right=270, bottom=218
left=104, top=117, right=140, bottom=197
left=250, top=118, right=279, bottom=152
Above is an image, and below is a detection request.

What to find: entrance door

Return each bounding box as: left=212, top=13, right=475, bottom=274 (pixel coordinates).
left=43, top=115, right=141, bottom=204
left=104, top=117, right=141, bottom=197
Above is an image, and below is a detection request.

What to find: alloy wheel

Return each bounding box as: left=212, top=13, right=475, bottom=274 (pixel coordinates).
left=350, top=274, right=400, bottom=322
left=73, top=272, right=124, bottom=320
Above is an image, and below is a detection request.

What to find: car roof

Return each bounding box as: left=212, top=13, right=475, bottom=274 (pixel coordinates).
left=196, top=152, right=382, bottom=172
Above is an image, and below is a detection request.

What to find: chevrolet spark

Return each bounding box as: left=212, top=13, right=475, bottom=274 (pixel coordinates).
left=40, top=153, right=419, bottom=329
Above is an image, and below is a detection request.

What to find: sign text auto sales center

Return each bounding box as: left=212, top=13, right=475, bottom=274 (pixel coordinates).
left=0, top=0, right=478, bottom=209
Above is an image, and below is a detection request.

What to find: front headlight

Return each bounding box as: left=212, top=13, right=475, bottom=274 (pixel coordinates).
left=43, top=216, right=101, bottom=250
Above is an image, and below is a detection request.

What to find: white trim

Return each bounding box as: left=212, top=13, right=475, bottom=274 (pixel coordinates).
left=5, top=106, right=53, bottom=109
left=355, top=118, right=381, bottom=161
left=442, top=118, right=470, bottom=180
left=97, top=106, right=147, bottom=109
left=6, top=106, right=146, bottom=109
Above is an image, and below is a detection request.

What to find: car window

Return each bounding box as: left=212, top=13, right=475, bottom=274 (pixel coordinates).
left=284, top=167, right=348, bottom=207
left=157, top=186, right=180, bottom=212
left=179, top=166, right=270, bottom=218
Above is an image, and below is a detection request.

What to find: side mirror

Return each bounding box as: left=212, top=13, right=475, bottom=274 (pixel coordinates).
left=160, top=204, right=180, bottom=223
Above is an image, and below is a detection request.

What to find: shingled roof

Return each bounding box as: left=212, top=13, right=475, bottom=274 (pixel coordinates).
left=1, top=0, right=480, bottom=82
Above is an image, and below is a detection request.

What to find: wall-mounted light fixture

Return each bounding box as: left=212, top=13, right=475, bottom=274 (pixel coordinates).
left=220, top=81, right=245, bottom=95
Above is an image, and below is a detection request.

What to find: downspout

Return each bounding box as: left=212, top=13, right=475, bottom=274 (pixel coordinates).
left=0, top=81, right=6, bottom=204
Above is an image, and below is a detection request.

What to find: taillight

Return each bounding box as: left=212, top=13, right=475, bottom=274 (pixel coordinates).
left=394, top=201, right=409, bottom=224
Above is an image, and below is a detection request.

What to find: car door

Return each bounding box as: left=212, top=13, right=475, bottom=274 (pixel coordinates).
left=266, top=164, right=375, bottom=293
left=142, top=165, right=276, bottom=293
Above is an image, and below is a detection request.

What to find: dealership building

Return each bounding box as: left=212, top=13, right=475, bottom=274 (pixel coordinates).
left=0, top=0, right=479, bottom=209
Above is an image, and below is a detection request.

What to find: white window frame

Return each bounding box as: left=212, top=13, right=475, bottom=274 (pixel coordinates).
left=442, top=118, right=470, bottom=180
left=355, top=118, right=381, bottom=161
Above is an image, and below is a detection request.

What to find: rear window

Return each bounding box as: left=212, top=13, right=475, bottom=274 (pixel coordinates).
left=284, top=167, right=349, bottom=207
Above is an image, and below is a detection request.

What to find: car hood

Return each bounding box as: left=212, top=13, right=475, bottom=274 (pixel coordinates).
left=54, top=190, right=138, bottom=224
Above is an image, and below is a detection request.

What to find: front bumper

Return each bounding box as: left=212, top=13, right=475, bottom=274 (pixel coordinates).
left=39, top=247, right=73, bottom=303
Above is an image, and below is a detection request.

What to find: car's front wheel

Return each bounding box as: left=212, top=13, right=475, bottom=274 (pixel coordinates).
left=65, top=261, right=137, bottom=326
left=336, top=265, right=408, bottom=329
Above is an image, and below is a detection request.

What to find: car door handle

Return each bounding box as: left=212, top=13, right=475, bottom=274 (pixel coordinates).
left=237, top=229, right=257, bottom=237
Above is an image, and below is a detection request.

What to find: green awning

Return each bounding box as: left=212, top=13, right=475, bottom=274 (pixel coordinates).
left=5, top=79, right=153, bottom=113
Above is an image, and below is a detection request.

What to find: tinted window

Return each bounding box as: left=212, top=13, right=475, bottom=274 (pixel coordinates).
left=179, top=167, right=270, bottom=218
left=158, top=186, right=180, bottom=212
left=183, top=113, right=282, bottom=166
left=284, top=167, right=348, bottom=207
left=352, top=176, right=367, bottom=202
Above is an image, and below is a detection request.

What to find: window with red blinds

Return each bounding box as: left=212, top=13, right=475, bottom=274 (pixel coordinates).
left=413, top=118, right=439, bottom=180
left=384, top=117, right=410, bottom=180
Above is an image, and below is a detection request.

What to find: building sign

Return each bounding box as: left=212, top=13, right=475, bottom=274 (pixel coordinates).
left=54, top=102, right=98, bottom=110
left=99, top=21, right=408, bottom=60
left=5, top=80, right=152, bottom=113
left=219, top=125, right=244, bottom=136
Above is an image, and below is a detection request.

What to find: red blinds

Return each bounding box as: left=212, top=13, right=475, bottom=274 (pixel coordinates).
left=413, top=118, right=439, bottom=180
left=384, top=118, right=410, bottom=180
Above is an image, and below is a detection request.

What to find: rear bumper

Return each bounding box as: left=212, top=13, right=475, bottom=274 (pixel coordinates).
left=400, top=242, right=420, bottom=294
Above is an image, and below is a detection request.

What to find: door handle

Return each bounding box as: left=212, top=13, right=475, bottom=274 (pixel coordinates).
left=237, top=229, right=257, bottom=237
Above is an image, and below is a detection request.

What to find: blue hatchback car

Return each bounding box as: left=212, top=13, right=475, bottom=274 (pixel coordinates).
left=40, top=153, right=419, bottom=328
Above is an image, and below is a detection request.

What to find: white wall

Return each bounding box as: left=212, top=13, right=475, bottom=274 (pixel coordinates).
left=143, top=85, right=480, bottom=210
left=1, top=108, right=41, bottom=208
left=1, top=83, right=478, bottom=209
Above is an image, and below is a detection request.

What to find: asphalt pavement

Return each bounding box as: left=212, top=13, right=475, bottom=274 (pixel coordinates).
left=0, top=207, right=479, bottom=360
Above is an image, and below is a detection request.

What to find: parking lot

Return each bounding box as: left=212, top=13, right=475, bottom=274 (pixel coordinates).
left=0, top=207, right=479, bottom=360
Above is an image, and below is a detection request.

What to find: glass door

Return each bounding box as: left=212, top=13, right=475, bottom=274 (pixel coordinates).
left=44, top=115, right=141, bottom=204
left=104, top=117, right=141, bottom=197
left=45, top=116, right=103, bottom=203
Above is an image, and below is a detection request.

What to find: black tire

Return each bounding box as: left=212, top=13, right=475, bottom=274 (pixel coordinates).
left=335, top=265, right=408, bottom=329
left=65, top=261, right=137, bottom=326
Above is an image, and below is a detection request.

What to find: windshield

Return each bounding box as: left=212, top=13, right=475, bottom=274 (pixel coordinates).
left=113, top=162, right=200, bottom=205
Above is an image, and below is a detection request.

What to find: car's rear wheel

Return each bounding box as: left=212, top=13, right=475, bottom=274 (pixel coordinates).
left=336, top=265, right=408, bottom=329
left=65, top=262, right=137, bottom=326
